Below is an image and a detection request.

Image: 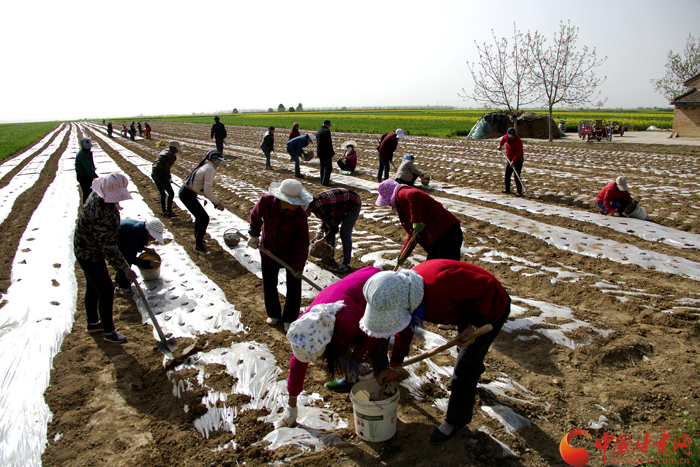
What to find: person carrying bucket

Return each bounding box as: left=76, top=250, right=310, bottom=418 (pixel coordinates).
left=114, top=218, right=165, bottom=295
left=499, top=127, right=524, bottom=196
left=596, top=176, right=635, bottom=217
left=376, top=179, right=462, bottom=265
left=285, top=133, right=314, bottom=179
left=73, top=173, right=138, bottom=344
left=248, top=179, right=311, bottom=329
left=360, top=259, right=511, bottom=444
left=279, top=266, right=388, bottom=427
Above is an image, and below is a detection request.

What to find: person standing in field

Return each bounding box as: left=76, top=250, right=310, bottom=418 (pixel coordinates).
left=138, top=122, right=143, bottom=137
left=211, top=116, right=227, bottom=156
left=286, top=133, right=314, bottom=179
left=75, top=138, right=98, bottom=204
left=248, top=179, right=312, bottom=330
left=144, top=121, right=152, bottom=139
left=151, top=141, right=181, bottom=217
left=336, top=141, right=357, bottom=175
left=107, top=121, right=113, bottom=137
left=377, top=128, right=405, bottom=182
left=130, top=122, right=136, bottom=141
left=73, top=173, right=137, bottom=343
left=376, top=179, right=462, bottom=264
left=260, top=126, right=275, bottom=170
left=306, top=187, right=362, bottom=274
left=499, top=127, right=524, bottom=196
left=289, top=122, right=300, bottom=141
left=316, top=119, right=335, bottom=186
left=179, top=150, right=227, bottom=254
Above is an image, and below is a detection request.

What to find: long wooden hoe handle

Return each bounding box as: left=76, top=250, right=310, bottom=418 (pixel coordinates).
left=400, top=324, right=494, bottom=367
left=258, top=246, right=323, bottom=291
left=393, top=229, right=420, bottom=272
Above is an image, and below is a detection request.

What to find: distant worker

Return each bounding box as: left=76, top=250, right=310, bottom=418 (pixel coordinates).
left=337, top=141, right=357, bottom=175
left=260, top=126, right=275, bottom=170
left=395, top=154, right=427, bottom=186
left=130, top=121, right=136, bottom=141
left=75, top=138, right=98, bottom=204
left=152, top=141, right=181, bottom=217
left=288, top=122, right=300, bottom=141
left=138, top=121, right=143, bottom=137
left=211, top=116, right=227, bottom=155
left=144, top=121, right=152, bottom=139
left=377, top=128, right=405, bottom=182
left=286, top=133, right=314, bottom=179
left=376, top=179, right=462, bottom=263
left=121, top=124, right=128, bottom=137
left=114, top=218, right=165, bottom=295
left=317, top=119, right=335, bottom=186
left=596, top=176, right=635, bottom=217
left=498, top=127, right=524, bottom=196
left=107, top=121, right=113, bottom=137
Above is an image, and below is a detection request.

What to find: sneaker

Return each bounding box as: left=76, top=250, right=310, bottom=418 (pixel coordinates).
left=324, top=378, right=354, bottom=393
left=86, top=321, right=103, bottom=333
left=266, top=317, right=279, bottom=325
left=501, top=190, right=511, bottom=194
left=429, top=422, right=469, bottom=445
left=194, top=245, right=207, bottom=255
left=103, top=330, right=127, bottom=344
left=295, top=174, right=306, bottom=179
left=164, top=211, right=178, bottom=217
left=600, top=209, right=606, bottom=215
left=515, top=193, right=523, bottom=197
left=115, top=287, right=134, bottom=296
left=335, top=263, right=351, bottom=274
left=322, top=258, right=338, bottom=268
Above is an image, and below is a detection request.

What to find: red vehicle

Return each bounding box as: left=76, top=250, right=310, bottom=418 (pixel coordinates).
left=579, top=119, right=612, bottom=142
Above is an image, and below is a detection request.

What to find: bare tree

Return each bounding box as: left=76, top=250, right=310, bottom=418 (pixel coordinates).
left=651, top=34, right=700, bottom=102
left=460, top=24, right=538, bottom=131
left=524, top=21, right=607, bottom=141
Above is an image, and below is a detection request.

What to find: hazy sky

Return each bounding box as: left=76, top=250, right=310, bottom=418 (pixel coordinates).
left=1, top=0, right=697, bottom=122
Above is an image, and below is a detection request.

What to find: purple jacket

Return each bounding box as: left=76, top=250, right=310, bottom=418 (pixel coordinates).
left=249, top=194, right=309, bottom=271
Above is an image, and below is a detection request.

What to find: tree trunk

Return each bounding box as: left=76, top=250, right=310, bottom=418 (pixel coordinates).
left=548, top=105, right=554, bottom=142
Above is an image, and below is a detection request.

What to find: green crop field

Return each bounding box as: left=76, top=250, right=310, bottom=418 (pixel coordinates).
left=0, top=122, right=61, bottom=162
left=123, top=108, right=674, bottom=139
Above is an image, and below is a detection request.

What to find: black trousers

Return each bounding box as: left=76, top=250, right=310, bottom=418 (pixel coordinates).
left=178, top=185, right=209, bottom=248
left=151, top=169, right=174, bottom=213
left=215, top=138, right=224, bottom=155
left=76, top=257, right=116, bottom=334
left=77, top=175, right=93, bottom=204
left=319, top=157, right=333, bottom=185
left=427, top=222, right=463, bottom=261
left=504, top=158, right=524, bottom=194
left=336, top=159, right=354, bottom=173
left=261, top=258, right=302, bottom=323
left=396, top=174, right=419, bottom=186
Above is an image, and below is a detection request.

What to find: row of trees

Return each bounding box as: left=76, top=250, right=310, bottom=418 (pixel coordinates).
left=273, top=103, right=304, bottom=112
left=462, top=21, right=606, bottom=141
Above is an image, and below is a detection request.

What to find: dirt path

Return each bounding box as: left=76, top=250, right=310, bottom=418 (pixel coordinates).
left=2, top=121, right=694, bottom=466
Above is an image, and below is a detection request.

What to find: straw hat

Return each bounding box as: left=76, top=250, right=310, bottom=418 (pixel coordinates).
left=342, top=140, right=357, bottom=150
left=269, top=179, right=313, bottom=205
left=359, top=270, right=424, bottom=339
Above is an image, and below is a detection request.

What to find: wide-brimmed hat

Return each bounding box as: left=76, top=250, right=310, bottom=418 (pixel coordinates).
left=375, top=179, right=400, bottom=209
left=307, top=133, right=315, bottom=143
left=616, top=176, right=629, bottom=192
left=287, top=301, right=344, bottom=362
left=91, top=173, right=133, bottom=203
left=80, top=138, right=91, bottom=150
left=169, top=141, right=181, bottom=152
left=360, top=270, right=424, bottom=338
left=269, top=179, right=313, bottom=205
left=342, top=140, right=357, bottom=150
left=395, top=129, right=405, bottom=140
left=145, top=218, right=165, bottom=244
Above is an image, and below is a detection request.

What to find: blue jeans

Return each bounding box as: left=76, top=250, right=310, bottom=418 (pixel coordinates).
left=596, top=200, right=629, bottom=215
left=328, top=203, right=361, bottom=265
left=377, top=153, right=391, bottom=181
left=262, top=148, right=272, bottom=168
left=286, top=147, right=301, bottom=176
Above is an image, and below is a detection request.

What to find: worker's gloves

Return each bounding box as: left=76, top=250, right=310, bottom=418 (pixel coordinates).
left=248, top=236, right=260, bottom=249
left=279, top=406, right=298, bottom=427
left=124, top=269, right=137, bottom=282
left=347, top=359, right=360, bottom=383
left=292, top=270, right=303, bottom=280
left=412, top=222, right=426, bottom=233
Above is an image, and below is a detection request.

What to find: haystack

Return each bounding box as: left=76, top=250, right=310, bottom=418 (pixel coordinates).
left=468, top=112, right=561, bottom=139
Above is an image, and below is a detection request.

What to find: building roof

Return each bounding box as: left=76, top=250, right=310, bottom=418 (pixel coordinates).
left=671, top=88, right=700, bottom=105
left=683, top=72, right=700, bottom=88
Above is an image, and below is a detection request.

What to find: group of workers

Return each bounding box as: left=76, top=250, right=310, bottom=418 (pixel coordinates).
left=71, top=118, right=640, bottom=446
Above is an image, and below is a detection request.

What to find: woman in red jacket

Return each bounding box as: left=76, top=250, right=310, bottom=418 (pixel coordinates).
left=498, top=127, right=524, bottom=196
left=360, top=260, right=511, bottom=444
left=376, top=179, right=462, bottom=264
left=596, top=176, right=635, bottom=217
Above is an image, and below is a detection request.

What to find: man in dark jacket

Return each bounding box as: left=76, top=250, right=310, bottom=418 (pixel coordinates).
left=377, top=128, right=405, bottom=182
left=114, top=218, right=164, bottom=294
left=211, top=116, right=227, bottom=155
left=260, top=126, right=275, bottom=170
left=130, top=122, right=136, bottom=141
left=316, top=119, right=335, bottom=186
left=75, top=138, right=98, bottom=204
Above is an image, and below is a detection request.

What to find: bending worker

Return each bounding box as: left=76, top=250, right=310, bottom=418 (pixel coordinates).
left=114, top=218, right=165, bottom=295
left=596, top=176, right=635, bottom=217
left=395, top=154, right=427, bottom=186
left=360, top=259, right=511, bottom=444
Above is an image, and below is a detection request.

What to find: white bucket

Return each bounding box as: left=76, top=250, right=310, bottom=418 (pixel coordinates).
left=349, top=379, right=400, bottom=442
left=138, top=251, right=162, bottom=281
left=626, top=202, right=648, bottom=220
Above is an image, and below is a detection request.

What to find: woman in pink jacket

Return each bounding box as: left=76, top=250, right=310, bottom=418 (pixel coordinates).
left=279, top=266, right=386, bottom=427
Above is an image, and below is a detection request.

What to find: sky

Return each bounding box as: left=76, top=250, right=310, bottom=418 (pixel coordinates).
left=0, top=0, right=698, bottom=122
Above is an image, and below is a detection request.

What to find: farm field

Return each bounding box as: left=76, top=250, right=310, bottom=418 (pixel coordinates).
left=1, top=121, right=699, bottom=467
left=116, top=108, right=675, bottom=138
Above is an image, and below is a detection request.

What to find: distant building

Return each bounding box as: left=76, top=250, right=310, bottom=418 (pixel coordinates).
left=671, top=72, right=700, bottom=137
